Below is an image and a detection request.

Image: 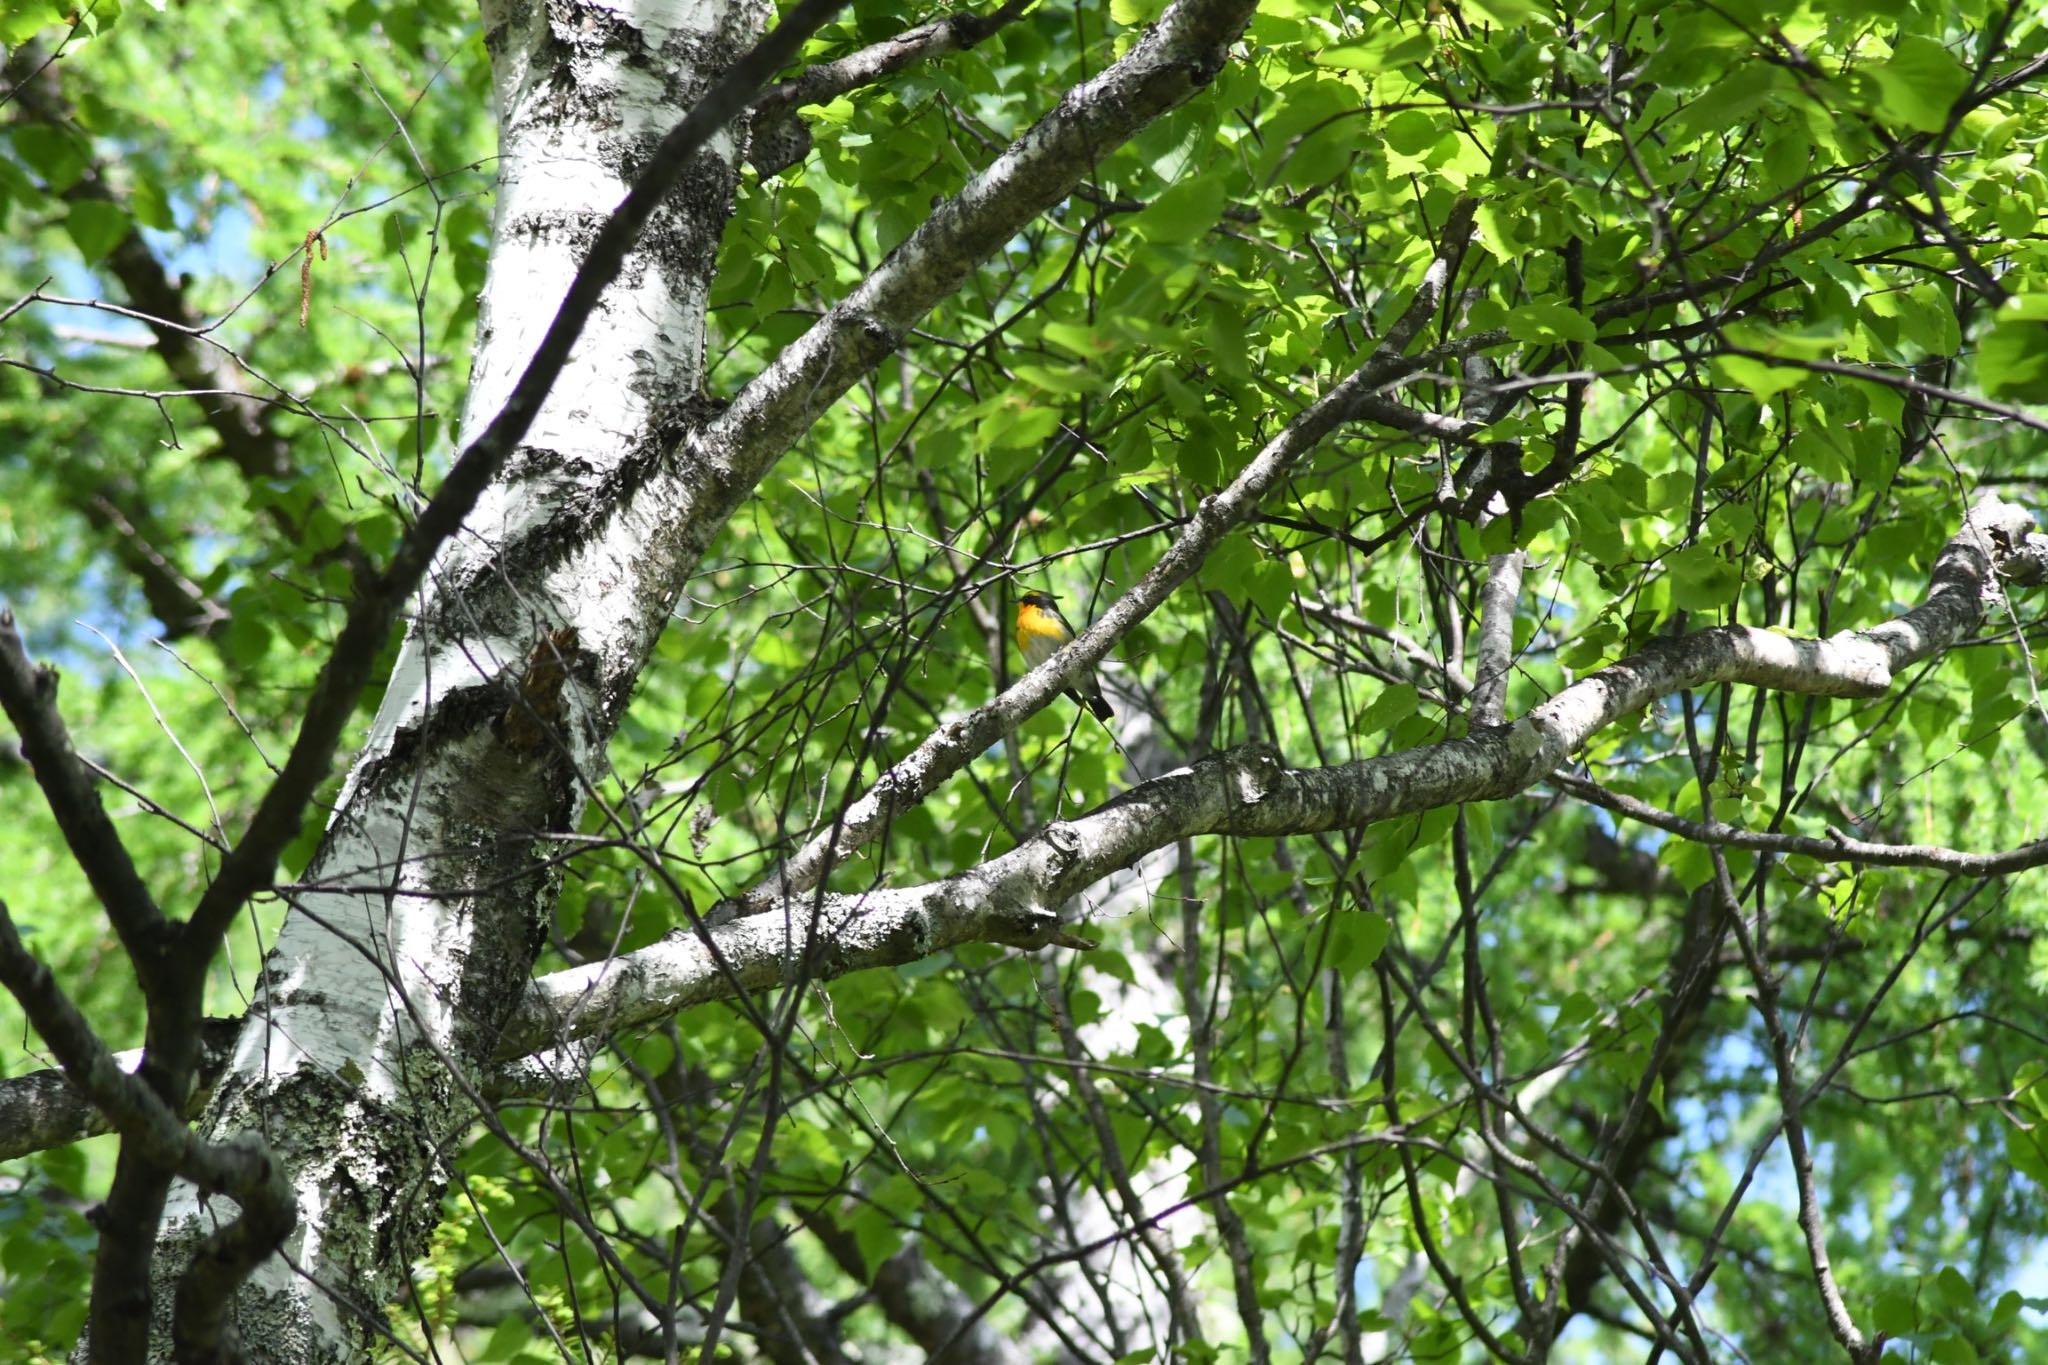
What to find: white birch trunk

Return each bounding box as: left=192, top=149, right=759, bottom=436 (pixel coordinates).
left=125, top=0, right=1260, bottom=1354
left=144, top=1, right=766, bottom=1358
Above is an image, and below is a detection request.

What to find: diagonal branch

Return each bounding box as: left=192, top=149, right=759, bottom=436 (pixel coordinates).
left=751, top=0, right=1036, bottom=121
left=718, top=195, right=1481, bottom=920
left=0, top=901, right=295, bottom=1360
left=0, top=611, right=168, bottom=976
left=3, top=47, right=304, bottom=518
left=5, top=501, right=2037, bottom=1156
left=78, top=482, right=229, bottom=638
left=689, top=0, right=1260, bottom=540
left=745, top=0, right=1038, bottom=173
left=1708, top=836, right=1874, bottom=1359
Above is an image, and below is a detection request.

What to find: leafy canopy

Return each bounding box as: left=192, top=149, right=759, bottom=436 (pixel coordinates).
left=1, top=0, right=2046, bottom=1360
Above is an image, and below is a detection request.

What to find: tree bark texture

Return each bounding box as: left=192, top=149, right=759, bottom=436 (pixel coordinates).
left=142, top=0, right=1260, bottom=1358
left=145, top=2, right=769, bottom=1357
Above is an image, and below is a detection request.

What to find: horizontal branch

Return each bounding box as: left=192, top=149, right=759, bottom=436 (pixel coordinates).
left=0, top=1019, right=240, bottom=1163
left=1718, top=347, right=2048, bottom=439
left=5, top=499, right=2038, bottom=1158
left=510, top=495, right=2044, bottom=1056
left=1555, top=773, right=2048, bottom=876
left=0, top=903, right=295, bottom=1278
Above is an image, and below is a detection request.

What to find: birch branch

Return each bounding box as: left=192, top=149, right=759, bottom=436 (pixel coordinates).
left=511, top=494, right=2043, bottom=1056
left=718, top=197, right=1483, bottom=920
left=1469, top=551, right=1525, bottom=727
left=1556, top=772, right=2048, bottom=875
left=680, top=0, right=1259, bottom=544
left=6, top=496, right=2035, bottom=1161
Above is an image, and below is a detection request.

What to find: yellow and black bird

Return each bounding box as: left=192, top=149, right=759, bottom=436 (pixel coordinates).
left=1015, top=590, right=1113, bottom=722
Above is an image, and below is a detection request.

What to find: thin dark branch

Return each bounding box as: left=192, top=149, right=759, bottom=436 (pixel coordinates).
left=751, top=0, right=1035, bottom=120
left=0, top=611, right=168, bottom=975
left=1556, top=772, right=2048, bottom=876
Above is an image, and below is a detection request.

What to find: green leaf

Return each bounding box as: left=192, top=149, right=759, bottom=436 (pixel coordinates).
left=1665, top=544, right=1741, bottom=613
left=949, top=1166, right=1009, bottom=1198
left=856, top=1177, right=918, bottom=1270
left=1504, top=303, right=1597, bottom=344
left=1675, top=61, right=1783, bottom=139
left=1761, top=127, right=1813, bottom=190
left=1382, top=110, right=1443, bottom=156
left=1554, top=990, right=1599, bottom=1031
left=1789, top=428, right=1850, bottom=482
left=1131, top=171, right=1226, bottom=244
left=1245, top=561, right=1293, bottom=619
left=216, top=597, right=271, bottom=665
left=979, top=400, right=1060, bottom=451
left=1723, top=320, right=1846, bottom=361
left=1934, top=1264, right=1974, bottom=1314
left=1040, top=320, right=1117, bottom=359
left=1313, top=31, right=1433, bottom=72
left=10, top=125, right=87, bottom=192
left=1324, top=910, right=1388, bottom=974
left=1870, top=36, right=1971, bottom=134
left=1177, top=432, right=1221, bottom=486
left=1716, top=353, right=1811, bottom=398
left=1354, top=683, right=1419, bottom=736
left=2008, top=1112, right=2048, bottom=1185
left=1201, top=536, right=1258, bottom=598
left=0, top=154, right=44, bottom=222
left=1929, top=1335, right=1980, bottom=1365
left=1999, top=295, right=2048, bottom=322
left=1, top=1, right=68, bottom=44
left=1659, top=839, right=1717, bottom=893
left=1013, top=363, right=1104, bottom=396
left=751, top=632, right=805, bottom=669
left=1473, top=202, right=1524, bottom=259
left=1979, top=314, right=2048, bottom=403
left=1412, top=1318, right=1462, bottom=1364
left=1470, top=0, right=1549, bottom=22
left=1872, top=1287, right=1918, bottom=1338
left=128, top=172, right=174, bottom=230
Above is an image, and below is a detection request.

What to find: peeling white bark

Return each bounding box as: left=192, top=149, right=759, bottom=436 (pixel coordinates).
left=150, top=2, right=769, bottom=1358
